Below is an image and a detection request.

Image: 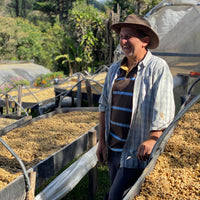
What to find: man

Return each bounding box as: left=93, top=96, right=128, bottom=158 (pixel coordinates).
left=96, top=14, right=175, bottom=200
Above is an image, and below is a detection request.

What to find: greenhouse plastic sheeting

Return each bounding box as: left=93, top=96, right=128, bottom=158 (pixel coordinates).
left=114, top=0, right=200, bottom=75
left=148, top=0, right=200, bottom=65
left=0, top=61, right=51, bottom=84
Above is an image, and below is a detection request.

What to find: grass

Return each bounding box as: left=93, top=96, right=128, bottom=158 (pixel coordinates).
left=35, top=156, right=110, bottom=200
left=95, top=164, right=110, bottom=200
left=62, top=164, right=110, bottom=200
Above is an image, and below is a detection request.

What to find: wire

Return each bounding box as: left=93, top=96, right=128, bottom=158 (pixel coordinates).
left=0, top=137, right=30, bottom=191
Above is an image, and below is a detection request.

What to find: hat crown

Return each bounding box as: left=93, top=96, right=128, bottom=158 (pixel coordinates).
left=124, top=14, right=151, bottom=28
left=110, top=14, right=159, bottom=49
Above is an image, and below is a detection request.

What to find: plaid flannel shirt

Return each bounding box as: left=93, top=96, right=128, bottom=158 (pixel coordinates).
left=99, top=51, right=175, bottom=169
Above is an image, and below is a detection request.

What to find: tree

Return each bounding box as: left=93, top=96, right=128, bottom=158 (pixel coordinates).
left=105, top=0, right=162, bottom=17
left=33, top=0, right=76, bottom=24
left=7, top=0, right=36, bottom=18
left=56, top=0, right=108, bottom=74
left=0, top=16, right=64, bottom=70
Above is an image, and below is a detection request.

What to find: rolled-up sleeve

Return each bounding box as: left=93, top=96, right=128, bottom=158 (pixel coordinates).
left=151, top=60, right=175, bottom=130
left=99, top=92, right=107, bottom=112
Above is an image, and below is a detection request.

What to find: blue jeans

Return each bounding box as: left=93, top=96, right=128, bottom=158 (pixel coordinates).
left=104, top=151, right=143, bottom=200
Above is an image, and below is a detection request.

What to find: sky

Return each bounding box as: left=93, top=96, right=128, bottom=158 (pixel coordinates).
left=96, top=0, right=106, bottom=3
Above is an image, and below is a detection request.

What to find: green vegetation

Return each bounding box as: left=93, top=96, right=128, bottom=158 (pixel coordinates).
left=105, top=0, right=162, bottom=17
left=35, top=154, right=109, bottom=200
left=59, top=1, right=108, bottom=74
left=0, top=76, right=29, bottom=93
left=61, top=164, right=110, bottom=200
left=34, top=71, right=65, bottom=87
left=0, top=16, right=64, bottom=71
left=0, top=0, right=162, bottom=76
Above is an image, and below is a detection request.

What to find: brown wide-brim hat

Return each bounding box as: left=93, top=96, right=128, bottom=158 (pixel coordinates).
left=110, top=14, right=159, bottom=49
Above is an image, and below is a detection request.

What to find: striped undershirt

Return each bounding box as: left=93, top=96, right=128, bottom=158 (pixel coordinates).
left=108, top=63, right=138, bottom=152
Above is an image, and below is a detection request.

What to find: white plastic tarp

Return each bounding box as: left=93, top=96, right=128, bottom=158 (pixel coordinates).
left=148, top=0, right=200, bottom=60
left=0, top=61, right=51, bottom=85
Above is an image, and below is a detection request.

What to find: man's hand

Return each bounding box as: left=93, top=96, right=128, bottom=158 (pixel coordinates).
left=137, top=130, right=163, bottom=161
left=96, top=141, right=107, bottom=165
left=136, top=139, right=156, bottom=161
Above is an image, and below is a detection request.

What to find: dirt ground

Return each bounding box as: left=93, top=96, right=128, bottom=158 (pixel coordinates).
left=134, top=102, right=200, bottom=199
left=0, top=111, right=99, bottom=189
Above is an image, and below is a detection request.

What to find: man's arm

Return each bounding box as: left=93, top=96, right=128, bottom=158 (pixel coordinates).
left=137, top=130, right=163, bottom=161
left=96, top=111, right=107, bottom=164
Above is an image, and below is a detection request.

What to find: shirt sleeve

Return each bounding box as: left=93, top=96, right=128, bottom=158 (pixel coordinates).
left=98, top=65, right=112, bottom=112
left=150, top=59, right=175, bottom=131
left=99, top=84, right=108, bottom=112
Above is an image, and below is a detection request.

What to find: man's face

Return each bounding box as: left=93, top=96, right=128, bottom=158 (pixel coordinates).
left=119, top=27, right=148, bottom=59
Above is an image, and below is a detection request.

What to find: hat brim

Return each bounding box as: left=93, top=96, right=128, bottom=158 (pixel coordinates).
left=111, top=23, right=159, bottom=49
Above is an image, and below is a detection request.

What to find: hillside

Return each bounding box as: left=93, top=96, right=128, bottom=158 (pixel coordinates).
left=0, top=0, right=10, bottom=16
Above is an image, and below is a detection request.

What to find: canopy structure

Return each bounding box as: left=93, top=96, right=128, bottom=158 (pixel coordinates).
left=147, top=0, right=200, bottom=75
left=0, top=60, right=51, bottom=85
left=114, top=0, right=200, bottom=75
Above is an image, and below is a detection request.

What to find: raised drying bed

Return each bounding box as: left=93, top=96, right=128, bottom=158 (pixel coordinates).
left=0, top=108, right=99, bottom=195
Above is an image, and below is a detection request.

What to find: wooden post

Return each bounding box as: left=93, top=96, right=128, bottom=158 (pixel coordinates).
left=88, top=130, right=98, bottom=200
left=25, top=171, right=36, bottom=200
left=0, top=107, right=3, bottom=115
left=85, top=80, right=93, bottom=107
left=55, top=91, right=61, bottom=108
left=17, top=84, right=22, bottom=116
left=109, top=11, right=114, bottom=64
left=71, top=95, right=75, bottom=106
left=11, top=101, right=16, bottom=114
left=5, top=94, right=10, bottom=115
left=76, top=74, right=82, bottom=107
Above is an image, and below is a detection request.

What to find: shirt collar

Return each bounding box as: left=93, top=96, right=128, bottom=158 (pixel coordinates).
left=133, top=50, right=152, bottom=72
left=120, top=57, right=138, bottom=77
left=140, top=50, right=152, bottom=67
left=120, top=50, right=152, bottom=69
